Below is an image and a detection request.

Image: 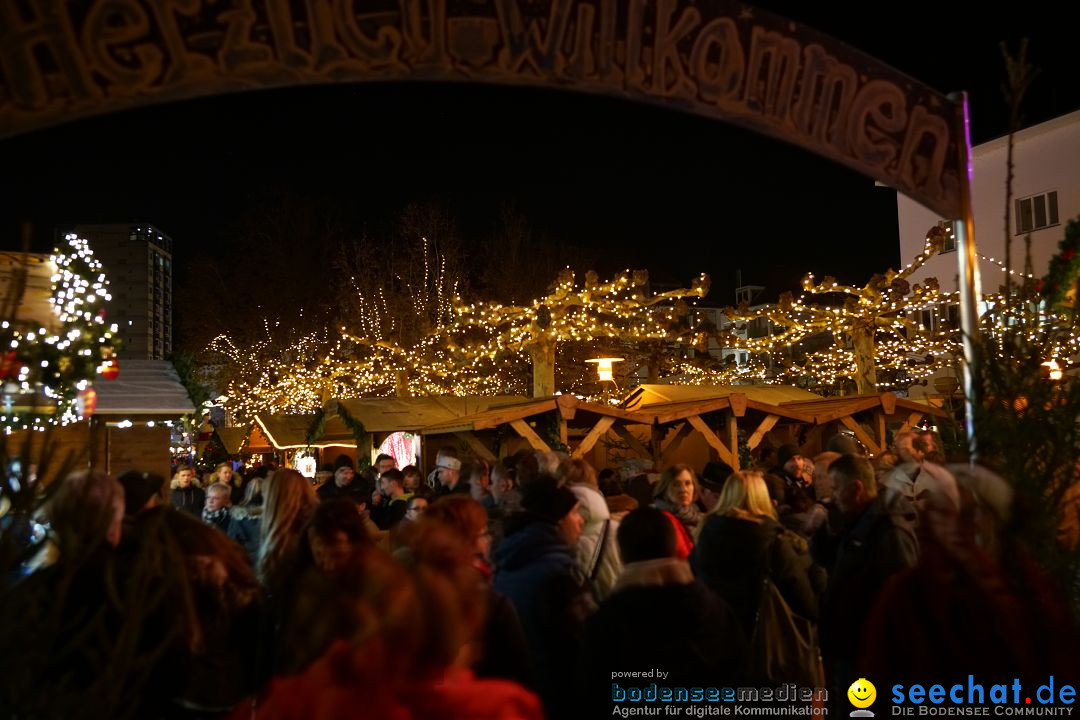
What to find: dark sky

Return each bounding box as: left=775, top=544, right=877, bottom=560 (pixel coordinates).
left=1, top=1, right=1076, bottom=310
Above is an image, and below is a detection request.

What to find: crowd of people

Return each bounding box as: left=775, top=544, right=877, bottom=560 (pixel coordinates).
left=0, top=433, right=1076, bottom=719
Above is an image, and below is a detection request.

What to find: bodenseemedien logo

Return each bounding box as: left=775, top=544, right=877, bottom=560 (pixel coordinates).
left=848, top=678, right=877, bottom=717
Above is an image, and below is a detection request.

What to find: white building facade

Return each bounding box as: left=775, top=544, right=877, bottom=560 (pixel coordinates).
left=897, top=109, right=1080, bottom=294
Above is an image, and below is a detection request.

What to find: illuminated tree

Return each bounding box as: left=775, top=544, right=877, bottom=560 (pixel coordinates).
left=448, top=269, right=711, bottom=397
left=0, top=233, right=119, bottom=428
left=720, top=227, right=960, bottom=395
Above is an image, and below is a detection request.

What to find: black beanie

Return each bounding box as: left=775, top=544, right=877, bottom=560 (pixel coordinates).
left=117, top=470, right=165, bottom=516
left=777, top=444, right=801, bottom=467
left=522, top=483, right=579, bottom=524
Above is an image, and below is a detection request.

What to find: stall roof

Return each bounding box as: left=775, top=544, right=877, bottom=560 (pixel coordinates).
left=620, top=384, right=821, bottom=411
left=335, top=396, right=528, bottom=433
left=254, top=413, right=354, bottom=449
left=254, top=396, right=530, bottom=449
left=216, top=426, right=250, bottom=455
left=93, top=360, right=196, bottom=416
left=776, top=394, right=949, bottom=422
left=419, top=394, right=652, bottom=435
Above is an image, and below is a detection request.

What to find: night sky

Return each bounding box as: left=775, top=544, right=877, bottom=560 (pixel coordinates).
left=1, top=2, right=1076, bottom=326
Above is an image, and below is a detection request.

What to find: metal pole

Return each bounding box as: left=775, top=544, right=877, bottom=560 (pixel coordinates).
left=948, top=91, right=982, bottom=460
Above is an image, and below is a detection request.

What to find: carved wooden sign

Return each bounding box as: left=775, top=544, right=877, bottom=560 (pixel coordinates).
left=0, top=0, right=962, bottom=217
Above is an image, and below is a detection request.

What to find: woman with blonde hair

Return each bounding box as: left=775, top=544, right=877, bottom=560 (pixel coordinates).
left=257, top=469, right=318, bottom=590
left=690, top=470, right=824, bottom=636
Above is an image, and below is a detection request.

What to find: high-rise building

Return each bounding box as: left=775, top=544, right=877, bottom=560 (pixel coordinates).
left=72, top=223, right=173, bottom=360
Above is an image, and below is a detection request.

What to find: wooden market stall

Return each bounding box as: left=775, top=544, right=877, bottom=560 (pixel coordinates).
left=255, top=395, right=529, bottom=471
left=417, top=384, right=950, bottom=473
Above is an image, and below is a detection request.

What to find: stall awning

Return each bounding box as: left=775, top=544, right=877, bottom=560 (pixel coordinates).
left=620, top=383, right=822, bottom=411
left=216, top=426, right=250, bottom=455
left=93, top=360, right=195, bottom=416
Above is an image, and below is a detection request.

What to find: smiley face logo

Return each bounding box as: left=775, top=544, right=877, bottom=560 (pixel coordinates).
left=847, top=678, right=877, bottom=709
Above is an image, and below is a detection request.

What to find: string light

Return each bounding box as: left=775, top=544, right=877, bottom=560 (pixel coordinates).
left=717, top=227, right=961, bottom=393
left=0, top=234, right=117, bottom=429
left=213, top=268, right=710, bottom=420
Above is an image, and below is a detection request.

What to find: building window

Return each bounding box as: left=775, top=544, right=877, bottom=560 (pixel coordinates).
left=936, top=220, right=957, bottom=253
left=1016, top=191, right=1059, bottom=235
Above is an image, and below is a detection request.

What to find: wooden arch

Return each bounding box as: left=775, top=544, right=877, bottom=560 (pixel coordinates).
left=1, top=0, right=963, bottom=218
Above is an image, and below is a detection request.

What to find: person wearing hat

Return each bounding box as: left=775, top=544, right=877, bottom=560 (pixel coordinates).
left=317, top=457, right=373, bottom=506
left=767, top=444, right=818, bottom=534
left=118, top=470, right=164, bottom=518
left=434, top=453, right=469, bottom=498
left=493, top=476, right=590, bottom=719
left=697, top=461, right=732, bottom=513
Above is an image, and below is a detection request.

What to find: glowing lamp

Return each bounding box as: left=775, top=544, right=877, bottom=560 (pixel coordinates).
left=586, top=357, right=623, bottom=382
left=1042, top=359, right=1063, bottom=381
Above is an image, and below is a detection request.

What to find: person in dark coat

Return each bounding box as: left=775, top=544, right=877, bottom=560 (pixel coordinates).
left=202, top=482, right=261, bottom=561
left=315, top=461, right=372, bottom=506
left=814, top=453, right=918, bottom=713
left=493, top=478, right=590, bottom=719
left=768, top=443, right=818, bottom=535
left=586, top=507, right=748, bottom=714
left=170, top=465, right=204, bottom=516
left=691, top=470, right=825, bottom=638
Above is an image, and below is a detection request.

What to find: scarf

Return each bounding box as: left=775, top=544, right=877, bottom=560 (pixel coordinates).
left=653, top=498, right=703, bottom=532
left=202, top=506, right=229, bottom=526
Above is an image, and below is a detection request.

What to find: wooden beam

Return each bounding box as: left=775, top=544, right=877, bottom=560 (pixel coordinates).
left=455, top=432, right=497, bottom=463
left=660, top=422, right=694, bottom=466
left=471, top=400, right=558, bottom=430
left=840, top=416, right=881, bottom=455
left=746, top=414, right=780, bottom=450
left=799, top=424, right=826, bottom=458
left=510, top=419, right=552, bottom=452
left=897, top=411, right=924, bottom=435
left=875, top=411, right=887, bottom=454
left=729, top=392, right=748, bottom=417
left=687, top=415, right=735, bottom=468
left=572, top=416, right=615, bottom=459
left=726, top=411, right=740, bottom=471
left=556, top=393, right=579, bottom=420
left=651, top=424, right=665, bottom=467
left=879, top=392, right=897, bottom=415
left=612, top=424, right=652, bottom=460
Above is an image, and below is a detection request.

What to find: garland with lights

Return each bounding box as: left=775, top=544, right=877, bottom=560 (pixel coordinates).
left=0, top=234, right=119, bottom=429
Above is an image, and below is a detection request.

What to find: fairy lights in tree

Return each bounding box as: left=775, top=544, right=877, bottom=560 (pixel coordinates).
left=719, top=227, right=961, bottom=394
left=447, top=269, right=710, bottom=397
left=0, top=233, right=119, bottom=430
left=212, top=269, right=712, bottom=420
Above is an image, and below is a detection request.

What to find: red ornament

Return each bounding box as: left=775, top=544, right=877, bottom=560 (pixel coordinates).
left=0, top=351, right=16, bottom=380
left=99, top=357, right=120, bottom=380
left=1062, top=248, right=1076, bottom=261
